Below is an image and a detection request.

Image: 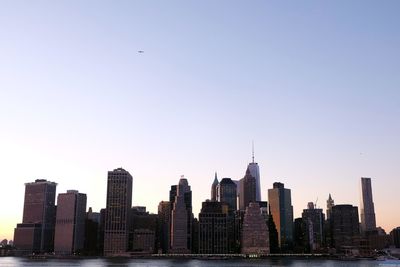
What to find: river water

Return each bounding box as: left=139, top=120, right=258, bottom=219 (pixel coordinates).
left=0, top=257, right=396, bottom=267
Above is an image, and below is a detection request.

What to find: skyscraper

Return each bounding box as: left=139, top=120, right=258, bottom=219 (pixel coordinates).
left=217, top=178, right=237, bottom=211
left=14, top=179, right=57, bottom=254
left=360, top=177, right=376, bottom=233
left=211, top=172, right=218, bottom=201
left=198, top=201, right=230, bottom=254
left=268, top=182, right=293, bottom=250
left=247, top=143, right=261, bottom=201
left=239, top=168, right=256, bottom=211
left=331, top=204, right=360, bottom=251
left=54, top=190, right=87, bottom=255
left=170, top=176, right=192, bottom=253
left=104, top=168, right=133, bottom=256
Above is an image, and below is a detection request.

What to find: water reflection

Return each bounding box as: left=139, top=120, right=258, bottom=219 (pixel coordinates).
left=0, top=257, right=383, bottom=267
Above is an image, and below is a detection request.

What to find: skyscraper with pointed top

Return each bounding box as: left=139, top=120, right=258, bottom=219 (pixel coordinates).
left=247, top=142, right=261, bottom=201
left=326, top=194, right=334, bottom=220
left=211, top=172, right=218, bottom=201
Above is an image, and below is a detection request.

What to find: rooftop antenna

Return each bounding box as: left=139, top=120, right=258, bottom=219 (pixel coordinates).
left=252, top=140, right=255, bottom=163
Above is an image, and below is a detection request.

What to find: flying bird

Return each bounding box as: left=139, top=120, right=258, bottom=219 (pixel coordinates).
left=138, top=50, right=144, bottom=53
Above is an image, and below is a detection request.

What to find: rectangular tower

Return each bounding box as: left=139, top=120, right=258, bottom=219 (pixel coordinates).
left=268, top=182, right=293, bottom=250
left=54, top=190, right=87, bottom=254
left=360, top=177, right=376, bottom=233
left=104, top=168, right=133, bottom=256
left=14, top=179, right=57, bottom=254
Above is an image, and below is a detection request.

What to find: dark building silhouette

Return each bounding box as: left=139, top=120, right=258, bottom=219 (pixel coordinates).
left=302, top=202, right=324, bottom=252
left=241, top=202, right=270, bottom=255
left=157, top=201, right=171, bottom=253
left=331, top=204, right=360, bottom=252
left=293, top=218, right=306, bottom=253
left=217, top=178, right=237, bottom=211
left=129, top=206, right=158, bottom=253
left=198, top=201, right=230, bottom=254
left=14, top=179, right=57, bottom=254
left=211, top=172, right=218, bottom=201
left=268, top=209, right=279, bottom=253
left=54, top=190, right=87, bottom=255
left=239, top=168, right=256, bottom=211
left=104, top=168, right=133, bottom=256
left=268, top=182, right=293, bottom=251
left=391, top=227, right=400, bottom=248
left=84, top=208, right=101, bottom=255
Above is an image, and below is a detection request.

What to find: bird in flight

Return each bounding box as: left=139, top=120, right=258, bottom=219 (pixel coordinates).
left=138, top=50, right=144, bottom=53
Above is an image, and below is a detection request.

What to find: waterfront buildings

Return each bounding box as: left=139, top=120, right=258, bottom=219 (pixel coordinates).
left=54, top=190, right=87, bottom=255
left=217, top=178, right=237, bottom=211
left=391, top=227, right=400, bottom=248
left=268, top=182, right=293, bottom=250
left=360, top=177, right=376, bottom=233
left=241, top=202, right=270, bottom=255
left=14, top=179, right=57, bottom=254
left=103, top=168, right=133, bottom=256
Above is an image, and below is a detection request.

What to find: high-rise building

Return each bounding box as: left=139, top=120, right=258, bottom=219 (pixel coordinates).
left=301, top=202, right=324, bottom=252
left=241, top=202, right=269, bottom=255
left=84, top=207, right=101, bottom=255
left=268, top=182, right=293, bottom=250
left=129, top=207, right=157, bottom=253
left=326, top=194, right=334, bottom=220
left=247, top=143, right=261, bottom=201
left=331, top=204, right=360, bottom=251
left=211, top=172, right=218, bottom=201
left=390, top=227, right=400, bottom=248
left=158, top=201, right=171, bottom=253
left=14, top=179, right=57, bottom=254
left=198, top=201, right=230, bottom=254
left=217, top=178, right=237, bottom=211
left=170, top=176, right=192, bottom=253
left=360, top=177, right=376, bottom=233
left=103, top=168, right=133, bottom=256
left=54, top=190, right=87, bottom=255
left=239, top=168, right=256, bottom=211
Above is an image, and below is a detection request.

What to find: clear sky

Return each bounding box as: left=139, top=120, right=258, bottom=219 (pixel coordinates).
left=1, top=1, right=399, bottom=241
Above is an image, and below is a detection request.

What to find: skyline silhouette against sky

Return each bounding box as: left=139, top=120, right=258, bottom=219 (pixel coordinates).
left=1, top=1, right=399, bottom=240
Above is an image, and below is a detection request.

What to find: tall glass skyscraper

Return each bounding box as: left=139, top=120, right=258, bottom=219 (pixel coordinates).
left=360, top=177, right=376, bottom=233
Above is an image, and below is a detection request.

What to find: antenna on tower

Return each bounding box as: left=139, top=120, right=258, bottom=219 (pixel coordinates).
left=252, top=140, right=255, bottom=163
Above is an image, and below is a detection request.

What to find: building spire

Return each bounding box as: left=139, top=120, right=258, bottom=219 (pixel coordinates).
left=252, top=140, right=255, bottom=163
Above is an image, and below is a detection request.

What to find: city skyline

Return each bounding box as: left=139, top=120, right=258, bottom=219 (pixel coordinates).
left=1, top=1, right=399, bottom=242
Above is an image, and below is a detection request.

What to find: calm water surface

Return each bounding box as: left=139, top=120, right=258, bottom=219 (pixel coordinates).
left=0, top=257, right=394, bottom=267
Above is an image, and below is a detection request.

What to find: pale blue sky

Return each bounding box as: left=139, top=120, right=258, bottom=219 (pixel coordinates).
left=1, top=1, right=399, bottom=240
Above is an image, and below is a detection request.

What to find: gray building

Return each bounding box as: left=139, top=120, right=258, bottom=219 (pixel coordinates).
left=14, top=179, right=57, bottom=254
left=217, top=178, right=237, bottom=211
left=360, top=177, right=376, bottom=233
left=268, top=182, right=293, bottom=250
left=54, top=190, right=87, bottom=255
left=104, top=168, right=133, bottom=256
